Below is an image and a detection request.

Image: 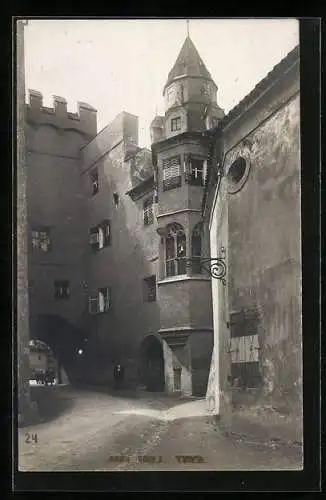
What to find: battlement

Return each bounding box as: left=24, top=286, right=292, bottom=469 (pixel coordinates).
left=26, top=90, right=97, bottom=138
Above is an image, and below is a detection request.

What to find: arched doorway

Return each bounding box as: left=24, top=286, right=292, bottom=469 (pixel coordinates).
left=29, top=314, right=87, bottom=384
left=140, top=335, right=165, bottom=392
left=28, top=339, right=68, bottom=385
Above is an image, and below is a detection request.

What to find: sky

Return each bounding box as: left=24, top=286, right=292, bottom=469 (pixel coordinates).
left=24, top=18, right=299, bottom=148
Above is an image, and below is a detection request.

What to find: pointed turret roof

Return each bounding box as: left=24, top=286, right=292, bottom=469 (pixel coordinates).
left=165, top=36, right=214, bottom=90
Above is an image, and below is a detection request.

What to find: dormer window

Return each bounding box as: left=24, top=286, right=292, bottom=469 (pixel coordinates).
left=171, top=117, right=181, bottom=132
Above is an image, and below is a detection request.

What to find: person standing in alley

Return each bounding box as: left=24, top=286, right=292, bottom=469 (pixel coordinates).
left=114, top=363, right=124, bottom=391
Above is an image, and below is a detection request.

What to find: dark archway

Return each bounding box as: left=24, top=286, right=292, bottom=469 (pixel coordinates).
left=140, top=335, right=165, bottom=392
left=29, top=314, right=87, bottom=383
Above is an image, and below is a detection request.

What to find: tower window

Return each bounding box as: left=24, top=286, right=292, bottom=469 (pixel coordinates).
left=189, top=158, right=204, bottom=186
left=191, top=224, right=202, bottom=274
left=165, top=223, right=186, bottom=277
left=162, top=156, right=181, bottom=191
left=143, top=197, right=154, bottom=226
left=171, top=117, right=181, bottom=131
left=143, top=275, right=156, bottom=302
left=54, top=280, right=70, bottom=299
left=90, top=168, right=99, bottom=196
left=32, top=228, right=51, bottom=252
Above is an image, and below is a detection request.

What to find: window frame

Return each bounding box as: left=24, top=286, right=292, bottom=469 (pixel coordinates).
left=90, top=168, right=99, bottom=196
left=89, top=220, right=111, bottom=251
left=31, top=228, right=51, bottom=253
left=89, top=287, right=111, bottom=314
left=143, top=197, right=154, bottom=226
left=189, top=157, right=205, bottom=186
left=162, top=156, right=182, bottom=192
left=164, top=224, right=187, bottom=278
left=171, top=116, right=181, bottom=132
left=191, top=225, right=202, bottom=275
left=54, top=280, right=70, bottom=300
left=143, top=275, right=156, bottom=302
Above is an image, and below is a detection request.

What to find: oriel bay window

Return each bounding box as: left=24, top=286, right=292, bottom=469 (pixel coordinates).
left=165, top=223, right=186, bottom=277
left=189, top=158, right=204, bottom=186
left=89, top=220, right=111, bottom=250
left=186, top=155, right=206, bottom=186
left=89, top=287, right=111, bottom=314
left=171, top=116, right=181, bottom=131
left=191, top=224, right=202, bottom=274
left=162, top=156, right=181, bottom=191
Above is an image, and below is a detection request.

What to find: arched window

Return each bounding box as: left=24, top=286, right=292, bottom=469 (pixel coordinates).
left=191, top=223, right=202, bottom=274
left=165, top=223, right=186, bottom=277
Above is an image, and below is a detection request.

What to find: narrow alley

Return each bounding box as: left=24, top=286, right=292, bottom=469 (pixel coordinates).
left=18, top=387, right=302, bottom=471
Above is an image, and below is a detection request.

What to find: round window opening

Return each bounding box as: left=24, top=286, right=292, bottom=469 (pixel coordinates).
left=227, top=156, right=250, bottom=193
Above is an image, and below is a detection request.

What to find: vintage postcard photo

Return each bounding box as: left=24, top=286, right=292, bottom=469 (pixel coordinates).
left=16, top=18, right=304, bottom=474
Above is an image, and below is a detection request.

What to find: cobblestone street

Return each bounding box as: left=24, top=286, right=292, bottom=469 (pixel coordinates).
left=18, top=387, right=302, bottom=471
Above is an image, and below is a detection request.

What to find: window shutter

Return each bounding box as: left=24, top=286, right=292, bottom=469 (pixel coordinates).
left=89, top=293, right=98, bottom=314
left=163, top=156, right=181, bottom=191
left=105, top=223, right=110, bottom=238
left=89, top=230, right=99, bottom=246
left=105, top=288, right=111, bottom=310
left=98, top=227, right=105, bottom=249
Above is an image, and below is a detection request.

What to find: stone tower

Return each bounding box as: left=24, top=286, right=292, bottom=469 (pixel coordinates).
left=151, top=34, right=225, bottom=396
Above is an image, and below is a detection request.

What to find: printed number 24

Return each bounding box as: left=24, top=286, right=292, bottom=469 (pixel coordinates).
left=25, top=433, right=38, bottom=444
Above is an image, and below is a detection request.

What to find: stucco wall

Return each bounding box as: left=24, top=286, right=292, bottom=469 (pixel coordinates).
left=80, top=114, right=160, bottom=385
left=225, top=93, right=301, bottom=414
left=206, top=176, right=229, bottom=414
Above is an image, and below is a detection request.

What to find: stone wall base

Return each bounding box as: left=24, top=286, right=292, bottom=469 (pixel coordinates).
left=18, top=393, right=39, bottom=428
left=216, top=406, right=303, bottom=448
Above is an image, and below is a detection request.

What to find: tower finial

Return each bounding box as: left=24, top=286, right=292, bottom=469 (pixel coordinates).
left=186, top=19, right=190, bottom=38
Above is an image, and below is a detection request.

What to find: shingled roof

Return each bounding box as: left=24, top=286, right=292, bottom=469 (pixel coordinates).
left=164, top=36, right=214, bottom=91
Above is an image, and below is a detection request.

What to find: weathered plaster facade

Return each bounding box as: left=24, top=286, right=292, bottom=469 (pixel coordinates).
left=22, top=30, right=301, bottom=421
left=204, top=46, right=302, bottom=440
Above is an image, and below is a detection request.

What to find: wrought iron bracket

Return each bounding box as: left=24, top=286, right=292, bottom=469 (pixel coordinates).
left=179, top=247, right=227, bottom=284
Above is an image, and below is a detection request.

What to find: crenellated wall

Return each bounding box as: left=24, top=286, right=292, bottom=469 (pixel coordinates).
left=26, top=89, right=97, bottom=139
left=25, top=90, right=96, bottom=377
